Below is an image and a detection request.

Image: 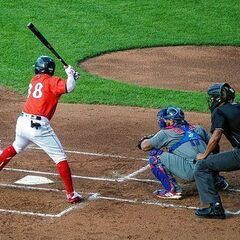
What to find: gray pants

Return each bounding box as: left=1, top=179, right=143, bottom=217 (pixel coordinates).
left=194, top=148, right=240, bottom=204
left=160, top=152, right=196, bottom=181
left=160, top=152, right=223, bottom=182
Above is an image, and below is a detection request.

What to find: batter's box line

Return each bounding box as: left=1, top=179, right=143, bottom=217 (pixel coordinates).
left=3, top=167, right=240, bottom=191
left=1, top=184, right=240, bottom=217
left=3, top=167, right=157, bottom=184
left=0, top=183, right=98, bottom=218
left=92, top=195, right=240, bottom=217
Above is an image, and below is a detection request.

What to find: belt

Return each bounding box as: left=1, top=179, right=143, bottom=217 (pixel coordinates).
left=20, top=112, right=42, bottom=120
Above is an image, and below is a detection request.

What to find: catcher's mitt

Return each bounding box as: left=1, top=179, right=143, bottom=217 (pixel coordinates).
left=137, top=134, right=154, bottom=150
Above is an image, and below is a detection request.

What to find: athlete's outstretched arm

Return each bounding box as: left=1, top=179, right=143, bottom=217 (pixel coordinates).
left=65, top=66, right=77, bottom=93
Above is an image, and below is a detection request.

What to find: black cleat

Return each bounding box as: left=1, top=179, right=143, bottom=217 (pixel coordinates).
left=195, top=202, right=226, bottom=219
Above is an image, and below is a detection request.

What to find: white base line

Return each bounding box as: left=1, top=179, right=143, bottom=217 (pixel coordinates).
left=28, top=146, right=148, bottom=161
left=0, top=201, right=88, bottom=218
left=4, top=167, right=117, bottom=182
left=0, top=183, right=97, bottom=195
left=90, top=195, right=240, bottom=216
left=3, top=167, right=156, bottom=183
left=1, top=183, right=240, bottom=217
left=0, top=183, right=97, bottom=218
left=118, top=165, right=149, bottom=182
left=3, top=167, right=240, bottom=191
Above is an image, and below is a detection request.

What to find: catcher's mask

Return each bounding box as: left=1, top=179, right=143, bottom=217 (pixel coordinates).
left=207, top=83, right=235, bottom=112
left=157, top=106, right=185, bottom=129
left=34, top=56, right=55, bottom=75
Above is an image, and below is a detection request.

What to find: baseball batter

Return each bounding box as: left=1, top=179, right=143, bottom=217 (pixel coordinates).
left=0, top=56, right=82, bottom=204
left=138, top=106, right=228, bottom=199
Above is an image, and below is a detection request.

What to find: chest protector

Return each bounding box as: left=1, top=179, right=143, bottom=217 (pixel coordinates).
left=168, top=125, right=203, bottom=153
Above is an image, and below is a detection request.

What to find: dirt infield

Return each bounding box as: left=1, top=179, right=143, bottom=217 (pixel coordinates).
left=1, top=47, right=240, bottom=240
left=80, top=46, right=240, bottom=91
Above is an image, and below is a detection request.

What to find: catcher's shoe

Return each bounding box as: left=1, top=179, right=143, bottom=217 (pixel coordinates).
left=154, top=189, right=182, bottom=199
left=67, top=191, right=83, bottom=204
left=195, top=202, right=226, bottom=219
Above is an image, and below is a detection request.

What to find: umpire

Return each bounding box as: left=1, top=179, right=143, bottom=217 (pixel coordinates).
left=194, top=83, right=240, bottom=219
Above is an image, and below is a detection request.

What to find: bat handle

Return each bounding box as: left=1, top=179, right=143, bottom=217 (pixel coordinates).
left=60, top=59, right=68, bottom=67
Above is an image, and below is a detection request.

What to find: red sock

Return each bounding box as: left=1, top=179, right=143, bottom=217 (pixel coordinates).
left=57, top=160, right=74, bottom=194
left=0, top=145, right=17, bottom=170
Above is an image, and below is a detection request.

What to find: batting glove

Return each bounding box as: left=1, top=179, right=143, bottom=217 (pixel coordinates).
left=65, top=65, right=76, bottom=76
left=73, top=71, right=80, bottom=80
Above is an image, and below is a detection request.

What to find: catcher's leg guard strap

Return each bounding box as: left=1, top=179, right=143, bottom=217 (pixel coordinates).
left=149, top=151, right=174, bottom=191
left=0, top=145, right=17, bottom=171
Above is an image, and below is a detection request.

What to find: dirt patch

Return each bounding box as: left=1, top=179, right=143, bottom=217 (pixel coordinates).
left=1, top=46, right=240, bottom=240
left=80, top=46, right=240, bottom=91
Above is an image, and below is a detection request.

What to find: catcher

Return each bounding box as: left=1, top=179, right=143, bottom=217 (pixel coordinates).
left=138, top=106, right=228, bottom=199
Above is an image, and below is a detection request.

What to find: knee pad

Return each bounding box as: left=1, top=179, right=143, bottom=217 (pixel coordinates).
left=149, top=149, right=163, bottom=156
left=149, top=149, right=163, bottom=167
left=149, top=155, right=158, bottom=167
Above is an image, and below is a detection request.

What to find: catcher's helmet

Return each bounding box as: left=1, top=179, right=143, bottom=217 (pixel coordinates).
left=34, top=56, right=55, bottom=75
left=157, top=106, right=185, bottom=129
left=207, top=83, right=235, bottom=112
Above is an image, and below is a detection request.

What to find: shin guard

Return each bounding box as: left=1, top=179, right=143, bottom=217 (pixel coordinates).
left=149, top=149, right=178, bottom=191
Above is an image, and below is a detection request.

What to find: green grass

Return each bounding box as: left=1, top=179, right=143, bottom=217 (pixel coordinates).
left=1, top=0, right=240, bottom=112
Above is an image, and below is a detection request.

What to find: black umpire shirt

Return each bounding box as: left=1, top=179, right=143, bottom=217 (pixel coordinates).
left=210, top=102, right=240, bottom=148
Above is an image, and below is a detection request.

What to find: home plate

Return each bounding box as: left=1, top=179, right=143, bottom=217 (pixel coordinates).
left=15, top=175, right=54, bottom=185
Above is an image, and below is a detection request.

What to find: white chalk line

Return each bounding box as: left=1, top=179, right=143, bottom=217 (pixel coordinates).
left=0, top=183, right=97, bottom=218
left=27, top=146, right=148, bottom=161
left=0, top=201, right=88, bottom=218
left=1, top=147, right=240, bottom=217
left=0, top=183, right=97, bottom=195
left=82, top=194, right=240, bottom=216
left=3, top=167, right=155, bottom=184
left=118, top=165, right=149, bottom=182
left=3, top=167, right=240, bottom=193
left=3, top=167, right=117, bottom=182
left=1, top=183, right=240, bottom=217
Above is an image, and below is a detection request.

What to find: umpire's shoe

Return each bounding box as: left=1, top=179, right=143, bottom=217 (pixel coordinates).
left=195, top=202, right=226, bottom=219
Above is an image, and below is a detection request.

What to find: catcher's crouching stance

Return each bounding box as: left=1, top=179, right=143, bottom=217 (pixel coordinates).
left=0, top=56, right=82, bottom=204
left=138, top=107, right=228, bottom=199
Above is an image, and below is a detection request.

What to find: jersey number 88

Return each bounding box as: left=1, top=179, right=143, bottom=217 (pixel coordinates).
left=28, top=83, right=43, bottom=99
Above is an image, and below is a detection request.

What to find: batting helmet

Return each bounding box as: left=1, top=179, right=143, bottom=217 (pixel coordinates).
left=207, top=83, right=235, bottom=112
left=34, top=56, right=55, bottom=75
left=157, top=106, right=185, bottom=129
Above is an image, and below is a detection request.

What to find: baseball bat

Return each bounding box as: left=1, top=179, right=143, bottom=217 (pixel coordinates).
left=27, top=22, right=68, bottom=66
